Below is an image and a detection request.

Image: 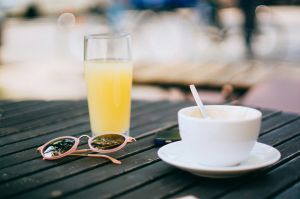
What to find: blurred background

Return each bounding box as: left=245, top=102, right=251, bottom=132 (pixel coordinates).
left=0, top=0, right=299, bottom=112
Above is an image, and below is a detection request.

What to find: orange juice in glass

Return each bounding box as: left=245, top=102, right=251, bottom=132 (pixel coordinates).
left=84, top=33, right=132, bottom=136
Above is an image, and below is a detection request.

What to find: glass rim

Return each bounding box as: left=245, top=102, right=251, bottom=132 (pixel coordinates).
left=84, top=32, right=130, bottom=40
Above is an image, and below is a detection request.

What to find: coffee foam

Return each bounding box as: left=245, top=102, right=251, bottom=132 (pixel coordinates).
left=190, top=108, right=249, bottom=120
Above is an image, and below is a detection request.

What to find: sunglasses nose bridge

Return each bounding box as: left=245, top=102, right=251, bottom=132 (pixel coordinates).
left=78, top=135, right=91, bottom=140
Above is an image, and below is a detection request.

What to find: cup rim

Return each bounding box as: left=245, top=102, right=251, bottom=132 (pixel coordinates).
left=178, top=105, right=262, bottom=123
left=84, top=32, right=130, bottom=40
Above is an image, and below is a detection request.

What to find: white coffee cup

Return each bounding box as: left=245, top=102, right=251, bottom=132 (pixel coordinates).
left=178, top=105, right=262, bottom=167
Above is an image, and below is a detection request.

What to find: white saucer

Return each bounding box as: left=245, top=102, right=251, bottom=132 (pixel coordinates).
left=158, top=141, right=281, bottom=178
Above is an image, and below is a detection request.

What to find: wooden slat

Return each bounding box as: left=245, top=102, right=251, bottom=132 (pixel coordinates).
left=0, top=140, right=94, bottom=170
left=258, top=107, right=277, bottom=116
left=0, top=101, right=84, bottom=128
left=116, top=171, right=197, bottom=199
left=130, top=101, right=179, bottom=119
left=0, top=101, right=141, bottom=145
left=63, top=161, right=176, bottom=199
left=217, top=135, right=300, bottom=199
left=0, top=143, right=90, bottom=183
left=262, top=111, right=281, bottom=120
left=131, top=101, right=190, bottom=137
left=0, top=101, right=54, bottom=119
left=0, top=146, right=68, bottom=170
left=0, top=100, right=146, bottom=138
left=0, top=101, right=41, bottom=121
left=0, top=101, right=43, bottom=112
left=0, top=123, right=91, bottom=157
left=260, top=118, right=300, bottom=146
left=0, top=100, right=14, bottom=106
left=132, top=116, right=178, bottom=137
left=259, top=109, right=281, bottom=120
left=0, top=100, right=144, bottom=115
left=260, top=113, right=299, bottom=135
left=14, top=149, right=162, bottom=199
left=131, top=101, right=186, bottom=125
left=0, top=100, right=146, bottom=146
left=0, top=103, right=87, bottom=137
left=0, top=112, right=89, bottom=146
left=0, top=101, right=70, bottom=120
left=219, top=155, right=300, bottom=199
left=273, top=180, right=300, bottom=199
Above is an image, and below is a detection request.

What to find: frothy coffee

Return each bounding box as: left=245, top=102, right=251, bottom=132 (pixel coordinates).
left=190, top=107, right=252, bottom=120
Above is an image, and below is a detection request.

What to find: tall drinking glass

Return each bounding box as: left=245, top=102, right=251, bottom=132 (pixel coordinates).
left=84, top=33, right=132, bottom=136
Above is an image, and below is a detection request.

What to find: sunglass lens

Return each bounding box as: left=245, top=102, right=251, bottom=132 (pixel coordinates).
left=91, top=134, right=125, bottom=150
left=42, top=138, right=75, bottom=158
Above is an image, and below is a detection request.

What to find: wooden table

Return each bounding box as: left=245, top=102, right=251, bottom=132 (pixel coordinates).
left=0, top=100, right=299, bottom=199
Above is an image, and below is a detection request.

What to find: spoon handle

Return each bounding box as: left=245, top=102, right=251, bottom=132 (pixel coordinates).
left=190, top=85, right=209, bottom=119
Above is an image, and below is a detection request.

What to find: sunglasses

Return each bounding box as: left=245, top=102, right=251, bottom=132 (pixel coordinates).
left=37, top=134, right=136, bottom=164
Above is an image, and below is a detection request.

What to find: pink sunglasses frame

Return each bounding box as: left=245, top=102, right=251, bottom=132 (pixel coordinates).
left=37, top=134, right=136, bottom=164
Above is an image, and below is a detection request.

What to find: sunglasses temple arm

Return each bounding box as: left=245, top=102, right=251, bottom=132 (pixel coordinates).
left=127, top=137, right=136, bottom=143
left=37, top=146, right=43, bottom=151
left=69, top=153, right=121, bottom=164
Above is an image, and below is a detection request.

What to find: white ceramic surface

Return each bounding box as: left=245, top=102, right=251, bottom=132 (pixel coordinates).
left=158, top=141, right=281, bottom=178
left=178, top=105, right=262, bottom=167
